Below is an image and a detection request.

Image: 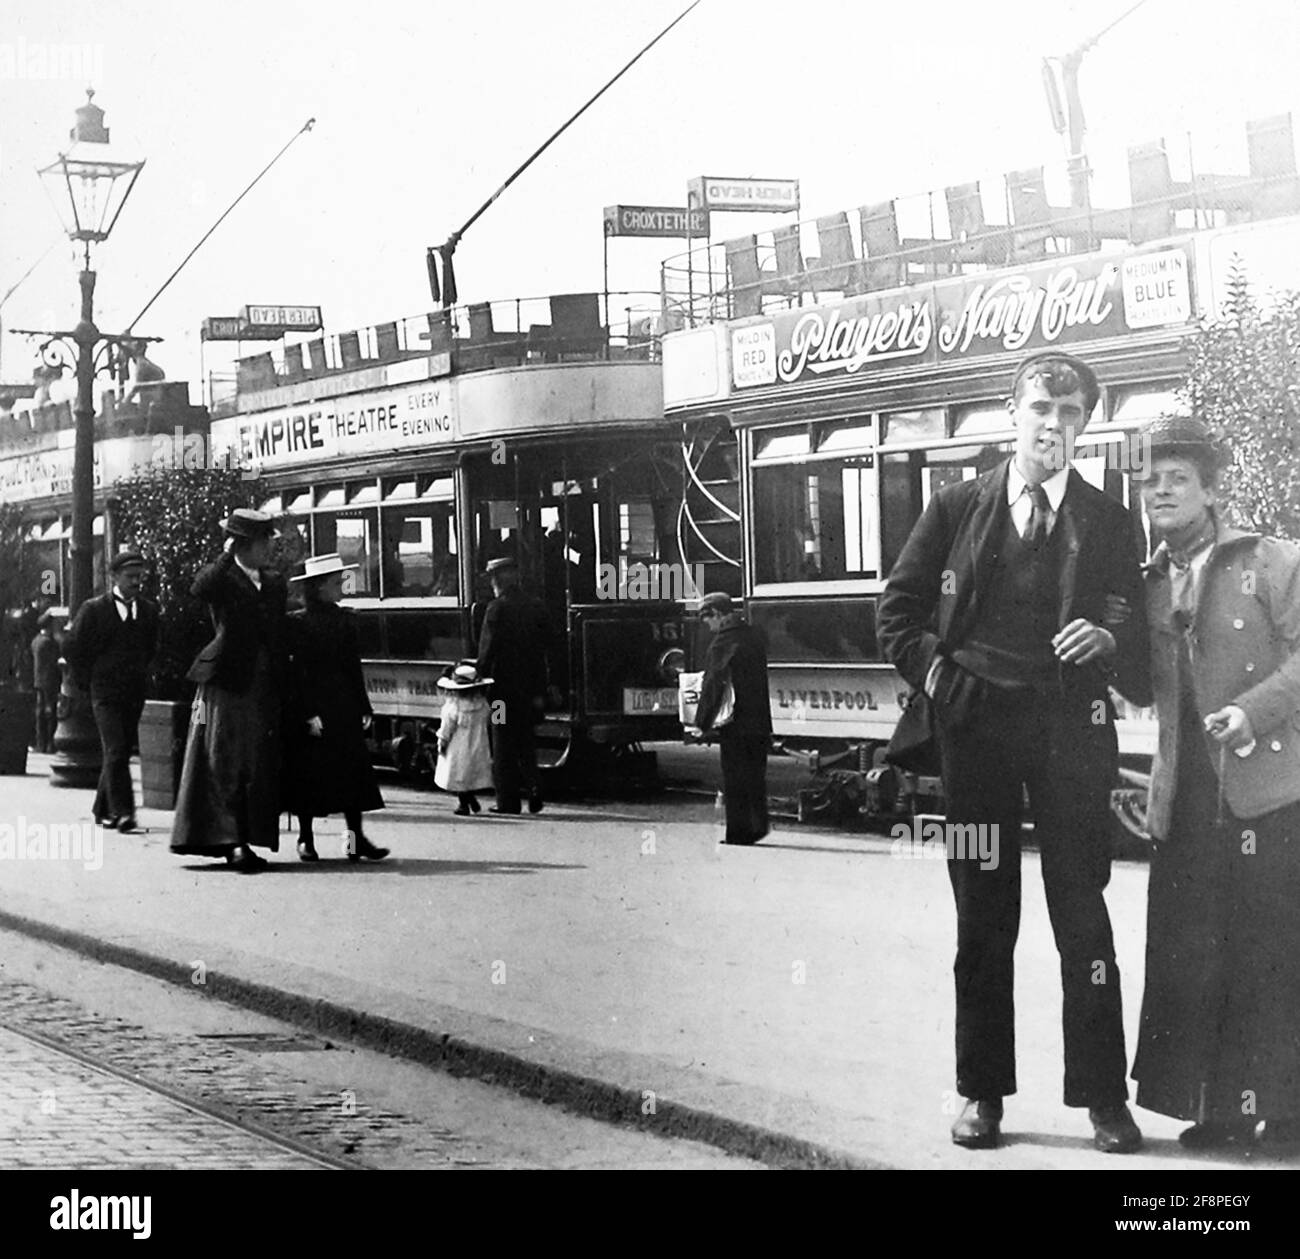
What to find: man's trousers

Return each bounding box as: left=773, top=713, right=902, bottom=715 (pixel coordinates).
left=92, top=695, right=144, bottom=822
left=937, top=684, right=1128, bottom=1108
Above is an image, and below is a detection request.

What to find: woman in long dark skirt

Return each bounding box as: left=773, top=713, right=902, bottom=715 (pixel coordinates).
left=285, top=553, right=387, bottom=862
left=171, top=509, right=287, bottom=873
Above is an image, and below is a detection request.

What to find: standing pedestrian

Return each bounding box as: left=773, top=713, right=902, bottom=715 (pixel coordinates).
left=475, top=556, right=549, bottom=814
left=63, top=553, right=158, bottom=832
left=170, top=509, right=287, bottom=873
left=434, top=661, right=494, bottom=814
left=1126, top=416, right=1300, bottom=1149
left=877, top=350, right=1152, bottom=1153
left=30, top=609, right=64, bottom=753
left=284, top=553, right=388, bottom=862
left=691, top=592, right=772, bottom=845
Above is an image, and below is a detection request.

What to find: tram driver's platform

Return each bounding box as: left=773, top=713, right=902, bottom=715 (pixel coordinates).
left=0, top=759, right=1287, bottom=1171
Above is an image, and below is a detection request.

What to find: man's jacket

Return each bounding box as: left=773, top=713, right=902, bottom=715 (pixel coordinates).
left=1144, top=523, right=1300, bottom=836
left=63, top=592, right=159, bottom=702
left=878, top=460, right=1152, bottom=717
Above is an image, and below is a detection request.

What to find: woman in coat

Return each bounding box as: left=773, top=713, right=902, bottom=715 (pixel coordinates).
left=170, top=509, right=287, bottom=873
left=692, top=591, right=773, bottom=845
left=285, top=553, right=387, bottom=862
left=1127, top=416, right=1300, bottom=1149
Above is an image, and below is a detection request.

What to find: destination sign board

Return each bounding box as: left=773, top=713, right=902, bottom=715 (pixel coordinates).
left=603, top=204, right=710, bottom=238
left=201, top=316, right=281, bottom=342
left=688, top=176, right=800, bottom=213
left=240, top=304, right=323, bottom=332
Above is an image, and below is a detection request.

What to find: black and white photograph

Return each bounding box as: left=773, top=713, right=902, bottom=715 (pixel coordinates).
left=1, top=0, right=1298, bottom=1233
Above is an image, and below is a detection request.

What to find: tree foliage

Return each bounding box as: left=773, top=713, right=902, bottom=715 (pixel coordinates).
left=110, top=466, right=258, bottom=699
left=1181, top=264, right=1300, bottom=540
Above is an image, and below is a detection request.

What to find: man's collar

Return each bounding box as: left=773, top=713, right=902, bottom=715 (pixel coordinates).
left=233, top=555, right=262, bottom=586
left=111, top=585, right=134, bottom=603
left=1007, top=460, right=1070, bottom=510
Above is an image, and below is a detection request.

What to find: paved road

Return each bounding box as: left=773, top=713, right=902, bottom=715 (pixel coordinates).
left=0, top=754, right=1288, bottom=1170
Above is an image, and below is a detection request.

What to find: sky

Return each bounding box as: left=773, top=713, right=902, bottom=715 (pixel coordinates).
left=1, top=0, right=1299, bottom=392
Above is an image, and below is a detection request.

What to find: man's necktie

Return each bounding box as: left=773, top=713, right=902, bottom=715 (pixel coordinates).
left=114, top=594, right=136, bottom=621
left=1023, top=484, right=1051, bottom=546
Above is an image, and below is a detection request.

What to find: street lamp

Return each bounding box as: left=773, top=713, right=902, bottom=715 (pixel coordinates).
left=32, top=91, right=145, bottom=788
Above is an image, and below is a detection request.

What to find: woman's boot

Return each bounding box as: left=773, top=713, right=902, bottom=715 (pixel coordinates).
left=297, top=816, right=319, bottom=862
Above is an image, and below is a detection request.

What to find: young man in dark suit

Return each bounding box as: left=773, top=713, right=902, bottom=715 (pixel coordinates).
left=64, top=551, right=159, bottom=833
left=475, top=556, right=550, bottom=814
left=878, top=351, right=1152, bottom=1153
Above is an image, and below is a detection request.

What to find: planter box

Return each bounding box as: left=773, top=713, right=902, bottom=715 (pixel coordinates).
left=139, top=699, right=189, bottom=809
left=0, top=689, right=34, bottom=776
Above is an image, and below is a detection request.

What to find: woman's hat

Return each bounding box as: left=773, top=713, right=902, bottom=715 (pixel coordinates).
left=222, top=507, right=280, bottom=539
left=289, top=552, right=359, bottom=582
left=1141, top=415, right=1224, bottom=465
left=437, top=661, right=494, bottom=690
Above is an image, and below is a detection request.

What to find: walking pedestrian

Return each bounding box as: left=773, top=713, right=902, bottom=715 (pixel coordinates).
left=434, top=661, right=494, bottom=814
left=30, top=609, right=64, bottom=753
left=63, top=553, right=158, bottom=832
left=475, top=556, right=549, bottom=814
left=691, top=592, right=772, bottom=845
left=170, top=509, right=287, bottom=873
left=1125, top=416, right=1300, bottom=1149
left=284, top=553, right=388, bottom=862
left=877, top=350, right=1152, bottom=1153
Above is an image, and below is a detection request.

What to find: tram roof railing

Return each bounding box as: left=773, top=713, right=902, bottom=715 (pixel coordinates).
left=661, top=114, right=1300, bottom=328
left=225, top=290, right=665, bottom=412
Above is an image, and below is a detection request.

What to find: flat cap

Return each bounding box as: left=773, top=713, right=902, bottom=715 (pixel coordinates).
left=109, top=550, right=146, bottom=573
left=485, top=556, right=519, bottom=575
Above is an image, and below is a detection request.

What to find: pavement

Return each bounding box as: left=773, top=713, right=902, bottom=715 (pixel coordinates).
left=0, top=751, right=1291, bottom=1171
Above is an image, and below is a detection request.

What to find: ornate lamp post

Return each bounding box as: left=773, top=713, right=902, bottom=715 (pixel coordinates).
left=23, top=91, right=146, bottom=787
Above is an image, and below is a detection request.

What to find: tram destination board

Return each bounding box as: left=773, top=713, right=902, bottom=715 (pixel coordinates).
left=240, top=304, right=324, bottom=332
left=604, top=204, right=710, bottom=237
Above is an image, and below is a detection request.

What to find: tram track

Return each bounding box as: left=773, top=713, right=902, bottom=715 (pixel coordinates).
left=0, top=1011, right=361, bottom=1171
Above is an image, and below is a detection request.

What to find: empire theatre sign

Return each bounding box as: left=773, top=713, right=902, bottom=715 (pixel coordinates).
left=730, top=244, right=1192, bottom=390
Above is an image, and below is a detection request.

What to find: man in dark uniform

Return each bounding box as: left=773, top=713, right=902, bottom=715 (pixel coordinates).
left=877, top=350, right=1151, bottom=1154
left=475, top=556, right=549, bottom=814
left=64, top=551, right=159, bottom=832
left=692, top=592, right=773, bottom=845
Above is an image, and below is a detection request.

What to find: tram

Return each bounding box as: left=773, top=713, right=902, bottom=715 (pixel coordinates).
left=207, top=293, right=688, bottom=781
left=660, top=118, right=1300, bottom=830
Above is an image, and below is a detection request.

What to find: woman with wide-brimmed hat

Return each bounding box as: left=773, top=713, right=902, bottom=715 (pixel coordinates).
left=1120, top=416, right=1300, bottom=1149
left=284, top=553, right=388, bottom=862
left=171, top=508, right=288, bottom=872
left=434, top=661, right=494, bottom=815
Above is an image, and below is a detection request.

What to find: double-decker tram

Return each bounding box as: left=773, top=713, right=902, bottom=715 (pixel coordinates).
left=208, top=292, right=688, bottom=782
left=661, top=117, right=1300, bottom=831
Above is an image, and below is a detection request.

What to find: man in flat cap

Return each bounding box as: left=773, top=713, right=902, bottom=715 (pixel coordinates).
left=475, top=555, right=551, bottom=813
left=64, top=551, right=159, bottom=832
left=878, top=350, right=1152, bottom=1153
left=1125, top=416, right=1300, bottom=1149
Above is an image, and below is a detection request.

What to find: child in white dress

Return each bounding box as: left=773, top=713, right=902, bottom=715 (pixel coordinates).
left=434, top=661, right=494, bottom=814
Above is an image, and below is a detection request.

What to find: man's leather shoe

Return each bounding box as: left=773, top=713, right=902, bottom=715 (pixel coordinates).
left=116, top=816, right=141, bottom=834
left=951, top=1099, right=1003, bottom=1149
left=527, top=791, right=543, bottom=814
left=297, top=840, right=319, bottom=862
left=94, top=815, right=119, bottom=830
left=1089, top=1105, right=1143, bottom=1153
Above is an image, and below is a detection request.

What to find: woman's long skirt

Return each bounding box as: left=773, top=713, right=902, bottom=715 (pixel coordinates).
left=1133, top=698, right=1300, bottom=1123
left=170, top=652, right=281, bottom=854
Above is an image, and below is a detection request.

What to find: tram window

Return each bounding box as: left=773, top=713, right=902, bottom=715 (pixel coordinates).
left=381, top=503, right=458, bottom=597
left=880, top=452, right=921, bottom=576
left=753, top=454, right=878, bottom=583
left=418, top=474, right=454, bottom=499
left=257, top=494, right=282, bottom=514
left=313, top=509, right=378, bottom=593
left=1109, top=386, right=1186, bottom=426
left=881, top=409, right=946, bottom=445
left=382, top=477, right=417, bottom=500
left=315, top=485, right=345, bottom=509
left=953, top=404, right=1011, bottom=437
left=754, top=430, right=811, bottom=462
left=816, top=419, right=875, bottom=453
left=384, top=610, right=462, bottom=661
left=284, top=487, right=312, bottom=514
left=346, top=480, right=379, bottom=506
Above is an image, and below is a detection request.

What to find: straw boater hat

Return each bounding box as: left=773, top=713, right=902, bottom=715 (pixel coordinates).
left=437, top=661, right=494, bottom=691
left=289, top=553, right=358, bottom=583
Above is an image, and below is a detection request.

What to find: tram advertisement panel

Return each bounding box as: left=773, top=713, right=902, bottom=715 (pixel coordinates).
left=731, top=242, right=1193, bottom=390
left=209, top=379, right=457, bottom=471
left=768, top=666, right=906, bottom=740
